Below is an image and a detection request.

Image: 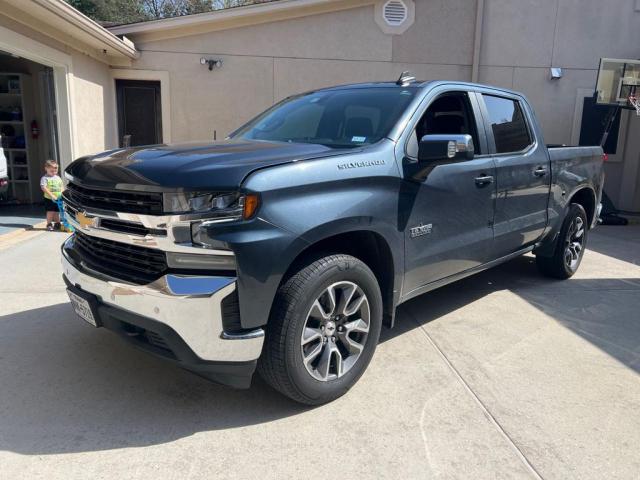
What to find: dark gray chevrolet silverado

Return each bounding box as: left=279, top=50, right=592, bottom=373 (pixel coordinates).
left=61, top=78, right=604, bottom=404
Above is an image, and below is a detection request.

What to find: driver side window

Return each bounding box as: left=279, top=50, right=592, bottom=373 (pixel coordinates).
left=406, top=91, right=481, bottom=158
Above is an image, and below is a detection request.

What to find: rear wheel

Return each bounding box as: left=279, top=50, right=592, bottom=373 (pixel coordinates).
left=258, top=254, right=382, bottom=405
left=536, top=203, right=588, bottom=279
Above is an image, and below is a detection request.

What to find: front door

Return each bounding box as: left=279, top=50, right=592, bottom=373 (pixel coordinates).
left=401, top=91, right=496, bottom=296
left=479, top=94, right=550, bottom=253
left=116, top=80, right=162, bottom=147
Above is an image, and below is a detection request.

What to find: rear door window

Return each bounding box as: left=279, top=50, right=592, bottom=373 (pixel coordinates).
left=482, top=95, right=532, bottom=154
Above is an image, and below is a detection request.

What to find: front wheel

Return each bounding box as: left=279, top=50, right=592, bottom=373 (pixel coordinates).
left=258, top=254, right=382, bottom=405
left=536, top=203, right=588, bottom=279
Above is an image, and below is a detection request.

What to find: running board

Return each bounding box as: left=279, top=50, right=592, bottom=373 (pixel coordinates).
left=398, top=246, right=535, bottom=305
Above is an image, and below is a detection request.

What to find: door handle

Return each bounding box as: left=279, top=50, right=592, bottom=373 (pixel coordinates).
left=534, top=166, right=547, bottom=177
left=474, top=175, right=494, bottom=186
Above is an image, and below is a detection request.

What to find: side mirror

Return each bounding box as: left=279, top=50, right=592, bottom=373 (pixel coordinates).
left=418, top=134, right=475, bottom=163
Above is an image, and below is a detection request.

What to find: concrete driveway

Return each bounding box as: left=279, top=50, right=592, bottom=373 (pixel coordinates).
left=0, top=226, right=638, bottom=479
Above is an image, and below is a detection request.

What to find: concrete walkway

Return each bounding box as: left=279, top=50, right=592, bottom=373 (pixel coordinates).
left=0, top=226, right=638, bottom=479
left=0, top=204, right=46, bottom=236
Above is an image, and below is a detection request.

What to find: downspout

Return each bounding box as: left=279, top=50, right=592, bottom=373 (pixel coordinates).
left=471, top=0, right=485, bottom=83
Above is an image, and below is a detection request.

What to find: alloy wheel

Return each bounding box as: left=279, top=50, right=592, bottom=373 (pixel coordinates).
left=564, top=215, right=585, bottom=271
left=300, top=281, right=370, bottom=382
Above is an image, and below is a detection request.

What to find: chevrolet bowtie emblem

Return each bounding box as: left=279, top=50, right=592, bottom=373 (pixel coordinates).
left=76, top=211, right=98, bottom=229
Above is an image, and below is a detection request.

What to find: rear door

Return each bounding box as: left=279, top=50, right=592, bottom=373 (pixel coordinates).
left=401, top=89, right=496, bottom=296
left=478, top=93, right=550, bottom=254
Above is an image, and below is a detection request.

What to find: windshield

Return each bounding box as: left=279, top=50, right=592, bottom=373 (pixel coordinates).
left=232, top=87, right=418, bottom=148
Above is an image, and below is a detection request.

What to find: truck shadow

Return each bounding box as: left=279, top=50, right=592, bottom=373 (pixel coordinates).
left=384, top=254, right=640, bottom=376
left=1, top=254, right=638, bottom=456
left=0, top=303, right=308, bottom=456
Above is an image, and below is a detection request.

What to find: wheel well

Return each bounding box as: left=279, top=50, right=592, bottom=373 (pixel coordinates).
left=283, top=231, right=396, bottom=327
left=569, top=188, right=596, bottom=226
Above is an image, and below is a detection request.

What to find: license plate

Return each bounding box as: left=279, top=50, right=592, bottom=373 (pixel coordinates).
left=67, top=289, right=98, bottom=327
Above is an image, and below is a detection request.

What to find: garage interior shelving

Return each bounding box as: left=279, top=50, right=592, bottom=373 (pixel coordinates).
left=0, top=73, right=35, bottom=204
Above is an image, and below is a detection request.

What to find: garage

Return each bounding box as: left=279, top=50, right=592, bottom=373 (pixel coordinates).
left=0, top=53, right=59, bottom=205
left=0, top=0, right=137, bottom=232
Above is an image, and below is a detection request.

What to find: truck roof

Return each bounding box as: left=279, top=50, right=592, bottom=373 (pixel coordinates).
left=317, top=80, right=523, bottom=98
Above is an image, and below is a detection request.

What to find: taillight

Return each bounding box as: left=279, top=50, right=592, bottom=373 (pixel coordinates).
left=0, top=178, right=7, bottom=187
left=602, top=153, right=608, bottom=162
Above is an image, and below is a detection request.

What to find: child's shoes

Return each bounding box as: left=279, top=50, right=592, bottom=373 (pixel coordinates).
left=46, top=223, right=54, bottom=232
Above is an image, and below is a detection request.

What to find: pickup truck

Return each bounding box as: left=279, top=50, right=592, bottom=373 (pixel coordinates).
left=61, top=78, right=604, bottom=405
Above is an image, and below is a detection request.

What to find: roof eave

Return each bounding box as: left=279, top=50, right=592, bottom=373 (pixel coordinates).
left=3, top=0, right=138, bottom=61
left=34, top=0, right=139, bottom=59
left=109, top=0, right=375, bottom=40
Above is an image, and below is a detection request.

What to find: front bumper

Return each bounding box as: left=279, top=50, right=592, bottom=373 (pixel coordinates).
left=61, top=240, right=265, bottom=387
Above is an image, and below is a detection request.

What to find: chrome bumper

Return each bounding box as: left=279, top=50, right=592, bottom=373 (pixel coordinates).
left=61, top=248, right=264, bottom=362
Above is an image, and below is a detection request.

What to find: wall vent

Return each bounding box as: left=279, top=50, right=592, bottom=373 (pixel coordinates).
left=383, top=0, right=408, bottom=26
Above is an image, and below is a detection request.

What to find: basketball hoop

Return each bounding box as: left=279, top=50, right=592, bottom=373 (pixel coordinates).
left=629, top=93, right=640, bottom=116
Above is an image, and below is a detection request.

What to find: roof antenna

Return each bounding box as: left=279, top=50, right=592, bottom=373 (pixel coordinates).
left=396, top=71, right=416, bottom=86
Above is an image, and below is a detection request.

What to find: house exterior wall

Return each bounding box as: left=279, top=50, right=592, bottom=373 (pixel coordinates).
left=3, top=0, right=639, bottom=209
left=128, top=0, right=640, bottom=211
left=132, top=4, right=474, bottom=142
left=68, top=50, right=117, bottom=156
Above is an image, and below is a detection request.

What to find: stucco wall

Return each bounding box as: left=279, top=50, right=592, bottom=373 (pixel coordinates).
left=128, top=0, right=640, bottom=210
left=69, top=51, right=116, bottom=156
left=475, top=0, right=640, bottom=210
left=132, top=3, right=475, bottom=142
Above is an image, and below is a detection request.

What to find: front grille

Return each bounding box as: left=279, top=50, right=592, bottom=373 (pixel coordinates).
left=73, top=231, right=167, bottom=284
left=65, top=183, right=163, bottom=215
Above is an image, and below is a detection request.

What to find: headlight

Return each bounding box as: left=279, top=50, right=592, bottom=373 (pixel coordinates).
left=163, top=192, right=259, bottom=220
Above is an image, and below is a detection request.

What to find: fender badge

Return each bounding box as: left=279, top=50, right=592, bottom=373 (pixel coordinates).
left=410, top=223, right=432, bottom=238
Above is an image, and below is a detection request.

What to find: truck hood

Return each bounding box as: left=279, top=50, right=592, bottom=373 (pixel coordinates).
left=66, top=139, right=350, bottom=191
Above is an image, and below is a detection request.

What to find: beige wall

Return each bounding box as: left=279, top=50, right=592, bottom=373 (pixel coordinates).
left=69, top=50, right=117, bottom=156
left=4, top=0, right=634, bottom=207
left=474, top=0, right=640, bottom=210
left=127, top=0, right=640, bottom=210
left=132, top=4, right=474, bottom=142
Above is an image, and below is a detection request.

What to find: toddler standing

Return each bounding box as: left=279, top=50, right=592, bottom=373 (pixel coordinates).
left=40, top=160, right=64, bottom=231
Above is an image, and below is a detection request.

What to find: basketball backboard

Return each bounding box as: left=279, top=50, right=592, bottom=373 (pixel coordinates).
left=595, top=58, right=640, bottom=108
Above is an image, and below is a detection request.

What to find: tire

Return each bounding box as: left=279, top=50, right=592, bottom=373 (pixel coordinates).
left=258, top=254, right=383, bottom=405
left=536, top=203, right=588, bottom=279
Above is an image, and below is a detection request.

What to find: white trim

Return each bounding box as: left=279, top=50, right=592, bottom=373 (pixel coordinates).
left=109, top=0, right=375, bottom=38
left=5, top=0, right=137, bottom=60
left=32, top=0, right=138, bottom=58
left=0, top=24, right=77, bottom=170
left=110, top=69, right=172, bottom=145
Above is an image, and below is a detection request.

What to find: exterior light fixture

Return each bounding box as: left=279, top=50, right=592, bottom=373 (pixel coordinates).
left=550, top=67, right=563, bottom=80
left=200, top=57, right=223, bottom=71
